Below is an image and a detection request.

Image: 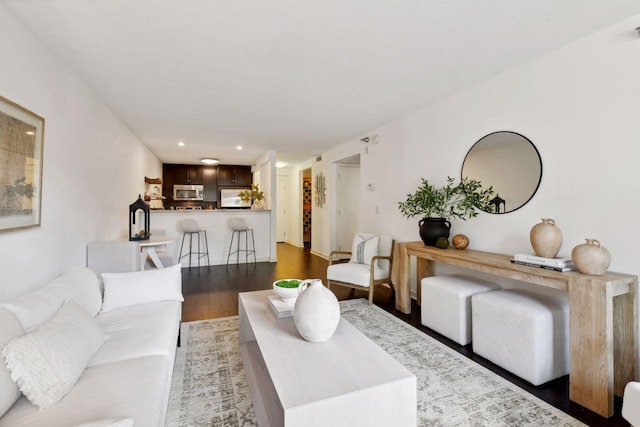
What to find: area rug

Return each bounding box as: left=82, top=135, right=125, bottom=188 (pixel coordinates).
left=166, top=299, right=584, bottom=427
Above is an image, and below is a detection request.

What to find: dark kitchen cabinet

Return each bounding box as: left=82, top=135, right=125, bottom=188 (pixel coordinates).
left=163, top=164, right=205, bottom=202
left=202, top=166, right=218, bottom=202
left=172, top=165, right=202, bottom=185
left=218, top=165, right=251, bottom=187
left=162, top=165, right=176, bottom=200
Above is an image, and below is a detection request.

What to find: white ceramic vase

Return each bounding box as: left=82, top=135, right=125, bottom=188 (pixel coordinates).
left=293, top=279, right=340, bottom=342
left=530, top=218, right=562, bottom=258
left=571, top=239, right=611, bottom=276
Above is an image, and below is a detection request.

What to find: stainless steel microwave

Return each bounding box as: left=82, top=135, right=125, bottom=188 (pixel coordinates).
left=173, top=184, right=204, bottom=201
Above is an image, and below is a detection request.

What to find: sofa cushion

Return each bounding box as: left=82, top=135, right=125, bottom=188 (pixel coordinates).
left=0, top=308, right=25, bottom=418
left=89, top=301, right=181, bottom=366
left=327, top=262, right=388, bottom=287
left=0, top=267, right=102, bottom=330
left=0, top=356, right=170, bottom=427
left=2, top=301, right=106, bottom=409
left=101, top=263, right=183, bottom=313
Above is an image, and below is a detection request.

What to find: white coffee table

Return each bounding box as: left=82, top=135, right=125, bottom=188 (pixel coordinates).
left=238, top=290, right=416, bottom=427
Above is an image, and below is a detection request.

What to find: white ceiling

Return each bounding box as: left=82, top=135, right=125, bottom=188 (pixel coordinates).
left=4, top=1, right=640, bottom=166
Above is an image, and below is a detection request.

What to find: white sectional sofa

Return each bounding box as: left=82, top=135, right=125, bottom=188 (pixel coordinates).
left=0, top=263, right=183, bottom=427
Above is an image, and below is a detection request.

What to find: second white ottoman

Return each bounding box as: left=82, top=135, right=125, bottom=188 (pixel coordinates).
left=421, top=275, right=499, bottom=345
left=472, top=289, right=570, bottom=386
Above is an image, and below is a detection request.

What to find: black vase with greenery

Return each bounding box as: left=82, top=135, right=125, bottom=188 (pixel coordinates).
left=398, top=177, right=493, bottom=247
left=419, top=218, right=451, bottom=246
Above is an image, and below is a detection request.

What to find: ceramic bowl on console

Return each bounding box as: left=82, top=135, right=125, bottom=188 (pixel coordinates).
left=273, top=279, right=303, bottom=305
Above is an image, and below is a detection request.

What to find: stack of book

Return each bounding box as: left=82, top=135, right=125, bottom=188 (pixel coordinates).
left=511, top=253, right=576, bottom=272
left=268, top=295, right=294, bottom=318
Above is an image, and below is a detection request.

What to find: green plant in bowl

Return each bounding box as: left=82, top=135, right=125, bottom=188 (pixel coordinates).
left=275, top=279, right=301, bottom=288
left=273, top=279, right=302, bottom=304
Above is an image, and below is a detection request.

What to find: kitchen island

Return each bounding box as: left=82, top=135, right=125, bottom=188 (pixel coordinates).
left=151, top=209, right=275, bottom=266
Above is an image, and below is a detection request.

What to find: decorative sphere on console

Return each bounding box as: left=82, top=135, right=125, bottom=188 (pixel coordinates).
left=452, top=234, right=469, bottom=250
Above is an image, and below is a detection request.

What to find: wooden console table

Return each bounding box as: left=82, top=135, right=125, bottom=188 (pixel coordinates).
left=392, top=241, right=638, bottom=418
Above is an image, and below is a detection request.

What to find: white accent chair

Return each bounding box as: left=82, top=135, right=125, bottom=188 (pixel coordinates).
left=623, top=381, right=640, bottom=426
left=472, top=289, right=570, bottom=386
left=327, top=233, right=394, bottom=305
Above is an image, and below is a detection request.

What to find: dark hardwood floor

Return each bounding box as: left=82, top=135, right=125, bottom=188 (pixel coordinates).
left=181, top=242, right=629, bottom=427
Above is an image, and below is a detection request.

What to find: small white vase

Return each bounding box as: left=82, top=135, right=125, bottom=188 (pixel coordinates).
left=530, top=218, right=562, bottom=258
left=571, top=239, right=611, bottom=276
left=293, top=279, right=340, bottom=342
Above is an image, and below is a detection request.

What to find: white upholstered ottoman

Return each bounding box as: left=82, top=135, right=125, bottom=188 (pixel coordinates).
left=472, top=289, right=570, bottom=386
left=420, top=275, right=499, bottom=345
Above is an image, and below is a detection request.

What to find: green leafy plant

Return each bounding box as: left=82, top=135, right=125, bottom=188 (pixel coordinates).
left=238, top=184, right=265, bottom=203
left=398, top=176, right=494, bottom=221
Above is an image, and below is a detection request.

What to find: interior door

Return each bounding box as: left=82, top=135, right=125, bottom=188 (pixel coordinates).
left=276, top=175, right=287, bottom=242
left=336, top=165, right=360, bottom=252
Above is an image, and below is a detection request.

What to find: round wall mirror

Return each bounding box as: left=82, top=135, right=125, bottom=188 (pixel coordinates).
left=461, top=131, right=542, bottom=214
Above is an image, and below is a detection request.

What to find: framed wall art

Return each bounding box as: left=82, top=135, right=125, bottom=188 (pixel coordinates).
left=0, top=95, right=44, bottom=232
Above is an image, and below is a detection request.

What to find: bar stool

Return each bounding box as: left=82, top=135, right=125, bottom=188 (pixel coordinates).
left=226, top=217, right=256, bottom=267
left=178, top=218, right=210, bottom=268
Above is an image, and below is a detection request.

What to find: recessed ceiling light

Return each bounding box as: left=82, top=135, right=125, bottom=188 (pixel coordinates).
left=276, top=162, right=288, bottom=168
left=201, top=158, right=219, bottom=164
left=178, top=141, right=185, bottom=147
left=236, top=146, right=243, bottom=150
left=25, top=131, right=35, bottom=135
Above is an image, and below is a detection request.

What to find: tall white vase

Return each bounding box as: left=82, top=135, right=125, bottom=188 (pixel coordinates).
left=293, top=279, right=340, bottom=342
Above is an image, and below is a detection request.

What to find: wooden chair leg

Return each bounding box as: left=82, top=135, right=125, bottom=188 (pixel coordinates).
left=368, top=285, right=374, bottom=305
left=388, top=280, right=396, bottom=294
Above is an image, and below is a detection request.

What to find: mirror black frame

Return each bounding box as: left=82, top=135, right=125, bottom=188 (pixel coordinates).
left=461, top=131, right=542, bottom=214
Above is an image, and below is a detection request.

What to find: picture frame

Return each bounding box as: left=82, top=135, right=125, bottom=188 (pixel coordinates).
left=0, top=95, right=45, bottom=232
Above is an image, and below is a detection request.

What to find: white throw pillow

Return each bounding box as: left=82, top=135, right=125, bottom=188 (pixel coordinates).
left=0, top=309, right=25, bottom=418
left=349, top=234, right=379, bottom=265
left=2, top=300, right=106, bottom=409
left=0, top=267, right=102, bottom=331
left=101, top=263, right=183, bottom=313
left=0, top=290, right=63, bottom=332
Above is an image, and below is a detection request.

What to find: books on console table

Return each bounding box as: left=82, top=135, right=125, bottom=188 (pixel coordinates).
left=513, top=253, right=574, bottom=268
left=268, top=295, right=294, bottom=317
left=510, top=259, right=576, bottom=272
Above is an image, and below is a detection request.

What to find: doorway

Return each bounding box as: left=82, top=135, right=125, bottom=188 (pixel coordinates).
left=276, top=175, right=287, bottom=242
left=335, top=155, right=361, bottom=252
left=302, top=168, right=312, bottom=247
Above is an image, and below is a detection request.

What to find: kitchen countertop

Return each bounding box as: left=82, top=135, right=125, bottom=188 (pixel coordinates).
left=150, top=208, right=275, bottom=265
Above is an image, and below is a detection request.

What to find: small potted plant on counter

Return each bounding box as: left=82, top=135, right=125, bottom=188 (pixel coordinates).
left=398, top=176, right=493, bottom=247
left=238, top=184, right=265, bottom=209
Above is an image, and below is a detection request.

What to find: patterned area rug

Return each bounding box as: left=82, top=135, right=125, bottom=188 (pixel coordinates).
left=166, top=299, right=584, bottom=427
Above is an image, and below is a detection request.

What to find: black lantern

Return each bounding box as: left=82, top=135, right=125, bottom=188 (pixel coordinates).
left=129, top=194, right=150, bottom=241
left=490, top=194, right=506, bottom=214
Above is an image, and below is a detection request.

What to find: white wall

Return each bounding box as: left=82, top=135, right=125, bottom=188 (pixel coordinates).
left=253, top=150, right=277, bottom=261
left=304, top=15, right=640, bottom=293
left=0, top=5, right=162, bottom=300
